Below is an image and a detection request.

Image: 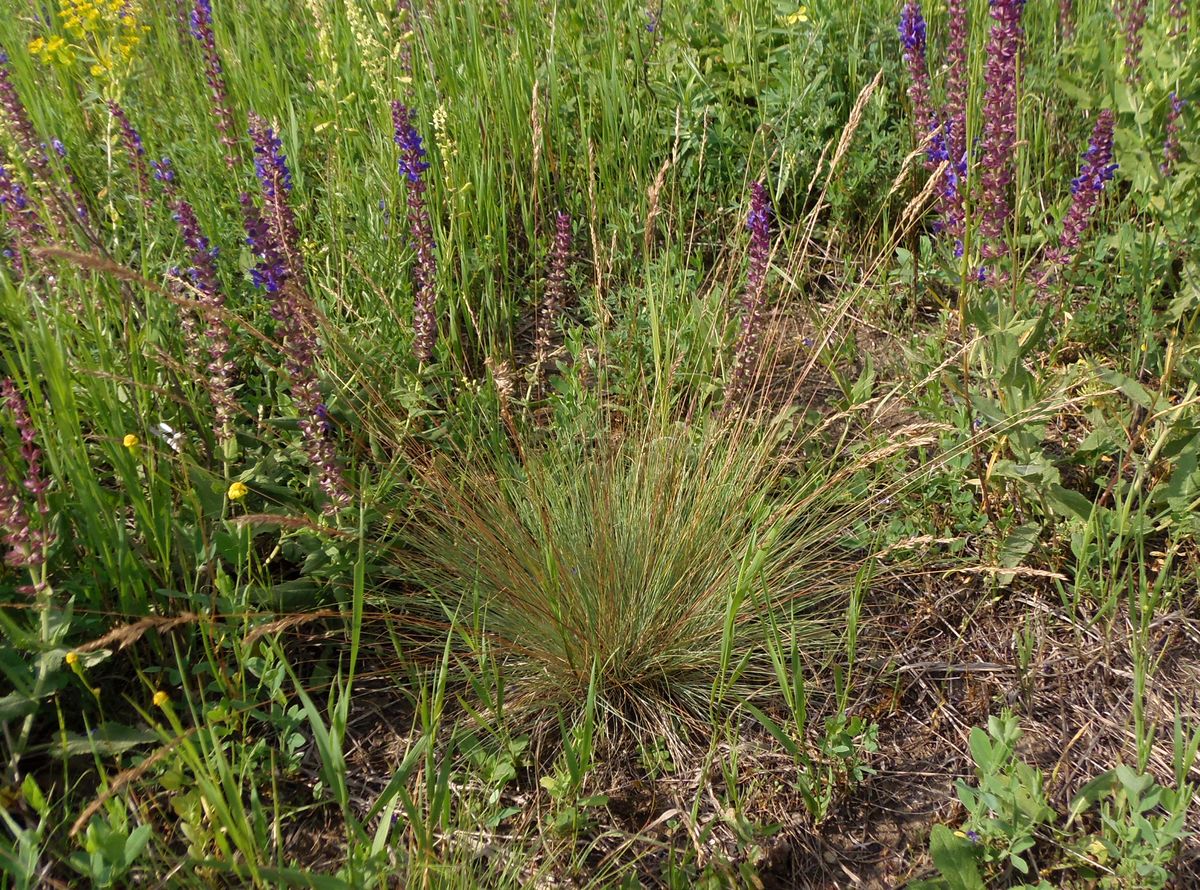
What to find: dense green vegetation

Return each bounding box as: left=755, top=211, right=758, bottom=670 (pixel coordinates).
left=0, top=0, right=1197, bottom=885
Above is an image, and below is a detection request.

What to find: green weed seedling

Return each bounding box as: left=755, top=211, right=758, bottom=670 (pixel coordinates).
left=916, top=710, right=1197, bottom=890
left=67, top=808, right=153, bottom=889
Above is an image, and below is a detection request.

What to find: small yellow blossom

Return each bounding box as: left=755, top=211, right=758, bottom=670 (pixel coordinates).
left=152, top=690, right=169, bottom=708
left=28, top=37, right=46, bottom=55
left=784, top=5, right=809, bottom=24
left=227, top=481, right=249, bottom=501
left=123, top=433, right=139, bottom=449
left=65, top=651, right=79, bottom=667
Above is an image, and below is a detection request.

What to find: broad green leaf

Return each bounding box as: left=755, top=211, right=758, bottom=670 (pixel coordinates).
left=929, top=825, right=985, bottom=890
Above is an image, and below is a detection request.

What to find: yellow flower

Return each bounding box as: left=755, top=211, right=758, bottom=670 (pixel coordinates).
left=65, top=651, right=79, bottom=666
left=152, top=690, right=170, bottom=708
left=28, top=37, right=46, bottom=55
left=227, top=481, right=249, bottom=501
left=784, top=5, right=809, bottom=24
left=123, top=433, right=139, bottom=449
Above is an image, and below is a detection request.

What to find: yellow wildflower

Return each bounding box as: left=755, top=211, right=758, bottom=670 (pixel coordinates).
left=152, top=690, right=169, bottom=708
left=65, top=651, right=79, bottom=667
left=784, top=5, right=809, bottom=24
left=123, top=433, right=139, bottom=449
left=227, top=481, right=249, bottom=501
left=28, top=37, right=46, bottom=55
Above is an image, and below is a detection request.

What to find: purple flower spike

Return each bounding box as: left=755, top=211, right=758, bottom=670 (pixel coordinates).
left=240, top=131, right=350, bottom=514
left=0, top=379, right=53, bottom=573
left=172, top=199, right=237, bottom=440
left=241, top=192, right=287, bottom=294
left=190, top=0, right=239, bottom=167
left=978, top=0, right=1026, bottom=273
left=1161, top=93, right=1185, bottom=177
left=248, top=113, right=301, bottom=273
left=250, top=120, right=293, bottom=197
left=0, top=49, right=71, bottom=233
left=392, top=101, right=438, bottom=362
left=536, top=210, right=572, bottom=366
left=899, top=3, right=933, bottom=138
left=1116, top=0, right=1148, bottom=80
left=725, top=181, right=772, bottom=412
left=1169, top=0, right=1187, bottom=39
left=109, top=101, right=153, bottom=208
left=0, top=51, right=44, bottom=170
left=396, top=0, right=415, bottom=83
left=1059, top=0, right=1074, bottom=40
left=0, top=154, right=46, bottom=274
left=152, top=157, right=176, bottom=185
left=1046, top=109, right=1117, bottom=271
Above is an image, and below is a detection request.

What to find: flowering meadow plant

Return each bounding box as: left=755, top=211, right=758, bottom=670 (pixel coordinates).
left=0, top=1, right=1196, bottom=886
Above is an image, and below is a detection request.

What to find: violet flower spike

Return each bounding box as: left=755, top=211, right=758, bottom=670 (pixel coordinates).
left=396, top=0, right=415, bottom=85
left=1116, top=0, right=1148, bottom=80
left=978, top=0, right=1026, bottom=271
left=248, top=113, right=302, bottom=276
left=536, top=210, right=572, bottom=366
left=48, top=139, right=89, bottom=224
left=241, top=149, right=350, bottom=514
left=190, top=0, right=239, bottom=167
left=0, top=154, right=46, bottom=274
left=1169, top=0, right=1187, bottom=39
left=1161, top=93, right=1185, bottom=177
left=109, top=101, right=152, bottom=208
left=898, top=3, right=933, bottom=139
left=173, top=199, right=237, bottom=440
left=241, top=192, right=288, bottom=294
left=0, top=49, right=70, bottom=232
left=1059, top=0, right=1074, bottom=41
left=0, top=378, right=53, bottom=571
left=725, top=181, right=772, bottom=412
left=945, top=0, right=969, bottom=140
left=392, top=101, right=438, bottom=362
left=1047, top=109, right=1117, bottom=268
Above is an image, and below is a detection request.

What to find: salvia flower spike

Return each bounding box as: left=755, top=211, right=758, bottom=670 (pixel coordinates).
left=1169, top=0, right=1187, bottom=39
left=537, top=210, right=572, bottom=366
left=1161, top=93, right=1185, bottom=177
left=1059, top=0, right=1074, bottom=41
left=0, top=378, right=53, bottom=573
left=0, top=151, right=46, bottom=274
left=241, top=126, right=350, bottom=514
left=978, top=0, right=1026, bottom=273
left=190, top=0, right=240, bottom=167
left=725, top=181, right=772, bottom=412
left=898, top=3, right=933, bottom=138
left=1046, top=109, right=1117, bottom=272
left=1117, top=0, right=1148, bottom=80
left=171, top=196, right=237, bottom=441
left=109, top=101, right=152, bottom=208
left=248, top=113, right=302, bottom=277
left=0, top=48, right=69, bottom=233
left=392, top=101, right=437, bottom=362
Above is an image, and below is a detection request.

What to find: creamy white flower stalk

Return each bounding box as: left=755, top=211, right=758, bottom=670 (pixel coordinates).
left=303, top=0, right=337, bottom=94
left=346, top=0, right=387, bottom=83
